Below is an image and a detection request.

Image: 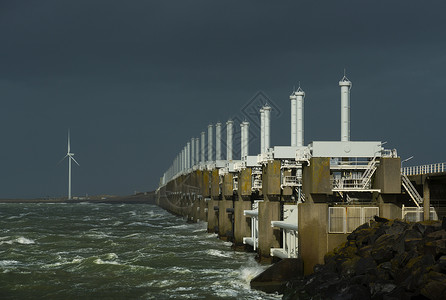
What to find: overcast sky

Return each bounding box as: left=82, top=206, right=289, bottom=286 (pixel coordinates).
left=1, top=1, right=445, bottom=198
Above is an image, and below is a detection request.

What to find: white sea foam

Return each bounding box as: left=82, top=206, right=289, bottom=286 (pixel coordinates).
left=168, top=266, right=192, bottom=274
left=205, top=249, right=232, bottom=258
left=16, top=237, right=35, bottom=244
left=93, top=258, right=119, bottom=265
left=0, top=260, right=20, bottom=267
left=105, top=253, right=118, bottom=260
left=123, top=233, right=140, bottom=238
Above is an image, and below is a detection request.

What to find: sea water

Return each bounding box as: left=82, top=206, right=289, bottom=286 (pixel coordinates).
left=0, top=203, right=281, bottom=299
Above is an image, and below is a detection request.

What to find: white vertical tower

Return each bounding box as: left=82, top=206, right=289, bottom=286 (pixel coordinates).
left=208, top=124, right=213, bottom=162
left=183, top=145, right=186, bottom=171
left=215, top=122, right=222, bottom=161
left=191, top=138, right=195, bottom=167
left=240, top=122, right=245, bottom=159
left=339, top=74, right=352, bottom=142
left=260, top=108, right=265, bottom=154
left=186, top=142, right=191, bottom=169
left=295, top=87, right=305, bottom=147
left=290, top=92, right=297, bottom=147
left=263, top=105, right=271, bottom=152
left=201, top=131, right=205, bottom=163
left=242, top=121, right=249, bottom=159
left=226, top=120, right=233, bottom=161
left=195, top=138, right=199, bottom=167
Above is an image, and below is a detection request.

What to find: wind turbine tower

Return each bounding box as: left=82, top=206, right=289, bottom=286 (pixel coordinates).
left=60, top=130, right=80, bottom=200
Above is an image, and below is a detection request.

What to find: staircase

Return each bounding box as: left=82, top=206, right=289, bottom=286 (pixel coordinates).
left=361, top=157, right=378, bottom=188
left=401, top=174, right=423, bottom=207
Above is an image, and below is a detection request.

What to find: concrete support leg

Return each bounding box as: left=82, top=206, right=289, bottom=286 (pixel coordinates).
left=199, top=198, right=207, bottom=222
left=258, top=201, right=281, bottom=262
left=207, top=198, right=218, bottom=233
left=234, top=200, right=252, bottom=248
left=423, top=178, right=430, bottom=221
left=218, top=198, right=234, bottom=240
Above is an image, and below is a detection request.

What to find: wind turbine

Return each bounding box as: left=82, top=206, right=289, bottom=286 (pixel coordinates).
left=60, top=130, right=80, bottom=200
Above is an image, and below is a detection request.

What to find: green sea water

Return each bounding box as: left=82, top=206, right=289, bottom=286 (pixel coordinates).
left=0, top=203, right=281, bottom=299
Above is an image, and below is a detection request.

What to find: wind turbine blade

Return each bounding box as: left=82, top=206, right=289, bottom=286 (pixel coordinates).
left=70, top=156, right=80, bottom=166
left=58, top=155, right=68, bottom=165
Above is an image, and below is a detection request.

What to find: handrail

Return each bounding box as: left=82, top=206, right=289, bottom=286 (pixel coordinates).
left=402, top=162, right=446, bottom=176
left=271, top=221, right=298, bottom=231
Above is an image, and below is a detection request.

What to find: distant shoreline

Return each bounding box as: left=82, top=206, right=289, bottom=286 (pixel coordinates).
left=0, top=191, right=156, bottom=204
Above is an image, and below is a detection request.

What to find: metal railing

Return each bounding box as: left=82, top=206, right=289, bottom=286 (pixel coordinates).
left=243, top=200, right=262, bottom=250
left=271, top=205, right=298, bottom=259
left=402, top=162, right=446, bottom=176
left=402, top=205, right=438, bottom=221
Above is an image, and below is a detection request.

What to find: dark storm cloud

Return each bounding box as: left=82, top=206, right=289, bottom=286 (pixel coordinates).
left=1, top=1, right=445, bottom=198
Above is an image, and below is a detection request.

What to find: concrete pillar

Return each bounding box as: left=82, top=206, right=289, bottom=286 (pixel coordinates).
left=240, top=122, right=245, bottom=159
left=199, top=197, right=207, bottom=222
left=258, top=160, right=281, bottom=261
left=234, top=200, right=252, bottom=248
left=258, top=201, right=280, bottom=261
left=195, top=138, right=199, bottom=167
left=298, top=203, right=329, bottom=275
left=226, top=120, right=233, bottom=161
left=339, top=77, right=352, bottom=142
left=264, top=105, right=271, bottom=152
left=295, top=89, right=305, bottom=147
left=260, top=108, right=265, bottom=154
left=244, top=121, right=250, bottom=158
left=201, top=131, right=205, bottom=163
left=216, top=122, right=222, bottom=161
left=208, top=124, right=213, bottom=162
left=186, top=142, right=191, bottom=170
left=423, top=178, right=430, bottom=221
left=191, top=138, right=195, bottom=167
left=234, top=168, right=253, bottom=247
left=202, top=171, right=210, bottom=198
left=219, top=174, right=234, bottom=240
left=207, top=198, right=218, bottom=233
left=290, top=92, right=297, bottom=147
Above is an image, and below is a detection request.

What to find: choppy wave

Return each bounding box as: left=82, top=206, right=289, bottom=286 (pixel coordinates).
left=0, top=203, right=280, bottom=299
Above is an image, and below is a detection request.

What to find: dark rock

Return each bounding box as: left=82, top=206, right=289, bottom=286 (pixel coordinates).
left=424, top=239, right=446, bottom=258
left=392, top=234, right=406, bottom=255
left=304, top=271, right=341, bottom=296
left=437, top=255, right=446, bottom=273
left=405, top=238, right=424, bottom=252
left=375, top=216, right=390, bottom=223
left=369, top=281, right=397, bottom=297
left=355, top=256, right=377, bottom=275
left=359, top=245, right=374, bottom=257
left=371, top=236, right=396, bottom=265
left=426, top=229, right=446, bottom=241
left=385, top=220, right=408, bottom=236
left=404, top=229, right=423, bottom=240
left=420, top=271, right=446, bottom=300
left=331, top=284, right=371, bottom=300
left=341, top=255, right=361, bottom=276
left=412, top=222, right=427, bottom=235
left=442, top=217, right=446, bottom=230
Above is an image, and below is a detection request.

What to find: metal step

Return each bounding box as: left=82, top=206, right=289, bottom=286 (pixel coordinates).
left=401, top=174, right=423, bottom=207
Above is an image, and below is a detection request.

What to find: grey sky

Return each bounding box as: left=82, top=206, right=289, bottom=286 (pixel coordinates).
left=1, top=1, right=445, bottom=198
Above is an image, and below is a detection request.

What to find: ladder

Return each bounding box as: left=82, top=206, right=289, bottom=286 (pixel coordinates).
left=361, top=157, right=378, bottom=188
left=401, top=174, right=423, bottom=207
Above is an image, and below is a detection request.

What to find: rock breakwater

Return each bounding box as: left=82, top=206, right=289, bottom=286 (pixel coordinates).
left=283, top=217, right=446, bottom=300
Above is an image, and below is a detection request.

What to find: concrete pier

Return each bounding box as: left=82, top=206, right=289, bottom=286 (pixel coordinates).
left=234, top=168, right=253, bottom=248
left=258, top=160, right=281, bottom=261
